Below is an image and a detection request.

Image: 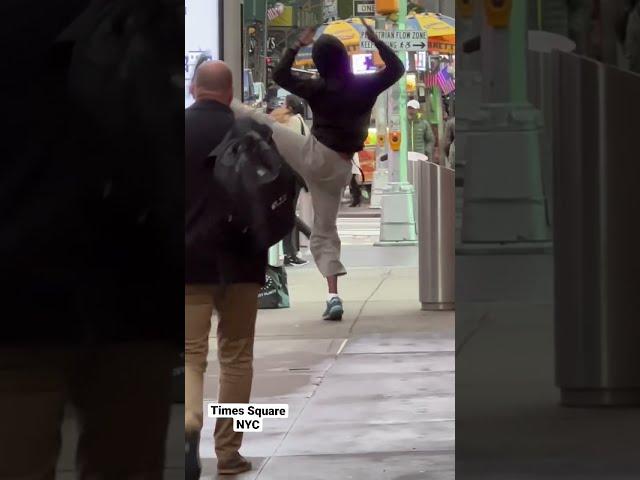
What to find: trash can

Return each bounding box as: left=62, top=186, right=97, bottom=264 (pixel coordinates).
left=418, top=160, right=455, bottom=311
left=552, top=50, right=640, bottom=406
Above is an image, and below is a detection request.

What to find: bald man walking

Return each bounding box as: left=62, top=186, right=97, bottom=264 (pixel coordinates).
left=185, top=61, right=265, bottom=477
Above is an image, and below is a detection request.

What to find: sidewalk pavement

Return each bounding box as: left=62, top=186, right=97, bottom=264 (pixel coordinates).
left=200, top=263, right=455, bottom=479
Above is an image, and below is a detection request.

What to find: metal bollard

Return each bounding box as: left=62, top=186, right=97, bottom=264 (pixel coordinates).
left=418, top=161, right=455, bottom=311
left=408, top=152, right=427, bottom=233
left=552, top=51, right=640, bottom=406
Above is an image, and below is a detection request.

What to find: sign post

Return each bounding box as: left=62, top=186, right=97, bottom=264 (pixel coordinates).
left=375, top=0, right=418, bottom=246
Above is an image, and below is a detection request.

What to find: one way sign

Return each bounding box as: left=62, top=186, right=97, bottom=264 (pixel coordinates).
left=360, top=29, right=428, bottom=52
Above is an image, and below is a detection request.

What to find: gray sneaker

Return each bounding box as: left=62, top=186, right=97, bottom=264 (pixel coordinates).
left=322, top=297, right=344, bottom=321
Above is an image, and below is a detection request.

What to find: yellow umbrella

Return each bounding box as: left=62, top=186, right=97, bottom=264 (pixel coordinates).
left=407, top=12, right=455, bottom=54
left=294, top=18, right=374, bottom=68
left=408, top=12, right=455, bottom=37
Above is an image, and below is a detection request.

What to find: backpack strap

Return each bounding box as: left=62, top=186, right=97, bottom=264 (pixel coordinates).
left=298, top=116, right=306, bottom=136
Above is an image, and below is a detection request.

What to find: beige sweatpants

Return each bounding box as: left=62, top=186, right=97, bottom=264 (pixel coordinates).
left=300, top=135, right=352, bottom=277
left=231, top=101, right=352, bottom=277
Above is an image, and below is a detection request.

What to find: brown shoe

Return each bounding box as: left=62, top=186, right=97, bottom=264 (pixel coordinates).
left=217, top=453, right=252, bottom=475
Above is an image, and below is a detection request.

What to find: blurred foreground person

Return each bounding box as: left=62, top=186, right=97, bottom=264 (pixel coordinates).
left=621, top=0, right=640, bottom=73
left=1, top=0, right=182, bottom=478
left=271, top=20, right=404, bottom=320
left=185, top=61, right=267, bottom=477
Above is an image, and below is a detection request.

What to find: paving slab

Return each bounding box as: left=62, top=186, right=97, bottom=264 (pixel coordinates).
left=276, top=420, right=454, bottom=456
left=330, top=352, right=454, bottom=375
left=207, top=338, right=346, bottom=375
left=342, top=334, right=454, bottom=355
left=353, top=304, right=453, bottom=335
left=256, top=452, right=454, bottom=480
left=368, top=276, right=420, bottom=302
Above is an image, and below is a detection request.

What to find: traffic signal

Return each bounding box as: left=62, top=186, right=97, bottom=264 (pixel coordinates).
left=375, top=0, right=399, bottom=16
left=389, top=131, right=401, bottom=151
left=484, top=0, right=512, bottom=28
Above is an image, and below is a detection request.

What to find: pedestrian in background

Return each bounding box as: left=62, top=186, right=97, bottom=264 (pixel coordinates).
left=407, top=99, right=436, bottom=163
left=444, top=114, right=455, bottom=169
left=271, top=19, right=405, bottom=321
left=271, top=95, right=311, bottom=266
left=349, top=152, right=363, bottom=207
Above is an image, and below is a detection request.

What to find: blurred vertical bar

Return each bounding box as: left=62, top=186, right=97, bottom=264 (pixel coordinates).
left=552, top=50, right=640, bottom=406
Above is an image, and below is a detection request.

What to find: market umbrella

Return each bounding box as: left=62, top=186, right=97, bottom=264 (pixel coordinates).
left=293, top=13, right=456, bottom=67
left=406, top=12, right=455, bottom=54
left=294, top=18, right=374, bottom=67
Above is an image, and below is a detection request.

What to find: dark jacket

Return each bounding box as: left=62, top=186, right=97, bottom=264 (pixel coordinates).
left=185, top=100, right=267, bottom=285
left=273, top=34, right=405, bottom=155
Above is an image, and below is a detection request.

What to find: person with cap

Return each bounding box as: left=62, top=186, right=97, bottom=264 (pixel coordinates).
left=407, top=99, right=436, bottom=163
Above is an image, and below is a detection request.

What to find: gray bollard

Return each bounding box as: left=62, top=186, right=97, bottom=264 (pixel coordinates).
left=552, top=50, right=640, bottom=406
left=408, top=152, right=427, bottom=234
left=418, top=161, right=455, bottom=311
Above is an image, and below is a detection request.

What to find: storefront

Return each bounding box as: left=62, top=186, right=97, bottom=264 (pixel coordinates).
left=185, top=0, right=227, bottom=107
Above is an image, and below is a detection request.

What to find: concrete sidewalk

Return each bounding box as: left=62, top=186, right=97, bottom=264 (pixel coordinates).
left=200, top=264, right=455, bottom=479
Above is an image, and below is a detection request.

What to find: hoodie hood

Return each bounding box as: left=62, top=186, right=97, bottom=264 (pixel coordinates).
left=312, top=34, right=351, bottom=80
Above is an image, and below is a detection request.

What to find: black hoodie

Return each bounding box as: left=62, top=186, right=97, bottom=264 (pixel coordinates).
left=273, top=33, right=405, bottom=155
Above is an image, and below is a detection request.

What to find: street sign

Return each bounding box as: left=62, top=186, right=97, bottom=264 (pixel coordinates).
left=353, top=0, right=375, bottom=16
left=360, top=29, right=427, bottom=52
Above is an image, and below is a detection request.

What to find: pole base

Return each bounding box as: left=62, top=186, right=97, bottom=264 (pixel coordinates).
left=561, top=388, right=640, bottom=407
left=421, top=302, right=455, bottom=311
left=378, top=182, right=417, bottom=244
left=370, top=168, right=389, bottom=209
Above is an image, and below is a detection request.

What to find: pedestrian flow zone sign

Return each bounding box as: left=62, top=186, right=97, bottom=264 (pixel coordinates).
left=360, top=30, right=427, bottom=52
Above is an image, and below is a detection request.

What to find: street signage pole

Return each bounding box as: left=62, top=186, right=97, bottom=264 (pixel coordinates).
left=375, top=0, right=418, bottom=246
left=370, top=15, right=390, bottom=210
left=460, top=0, right=551, bottom=248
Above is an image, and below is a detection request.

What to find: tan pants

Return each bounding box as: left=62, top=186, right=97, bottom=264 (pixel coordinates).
left=231, top=101, right=352, bottom=278
left=184, top=283, right=260, bottom=462
left=0, top=343, right=175, bottom=480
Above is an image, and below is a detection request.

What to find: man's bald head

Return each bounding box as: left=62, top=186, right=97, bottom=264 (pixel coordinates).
left=193, top=61, right=233, bottom=105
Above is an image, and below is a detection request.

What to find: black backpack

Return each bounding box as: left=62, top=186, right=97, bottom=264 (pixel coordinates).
left=208, top=118, right=297, bottom=253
